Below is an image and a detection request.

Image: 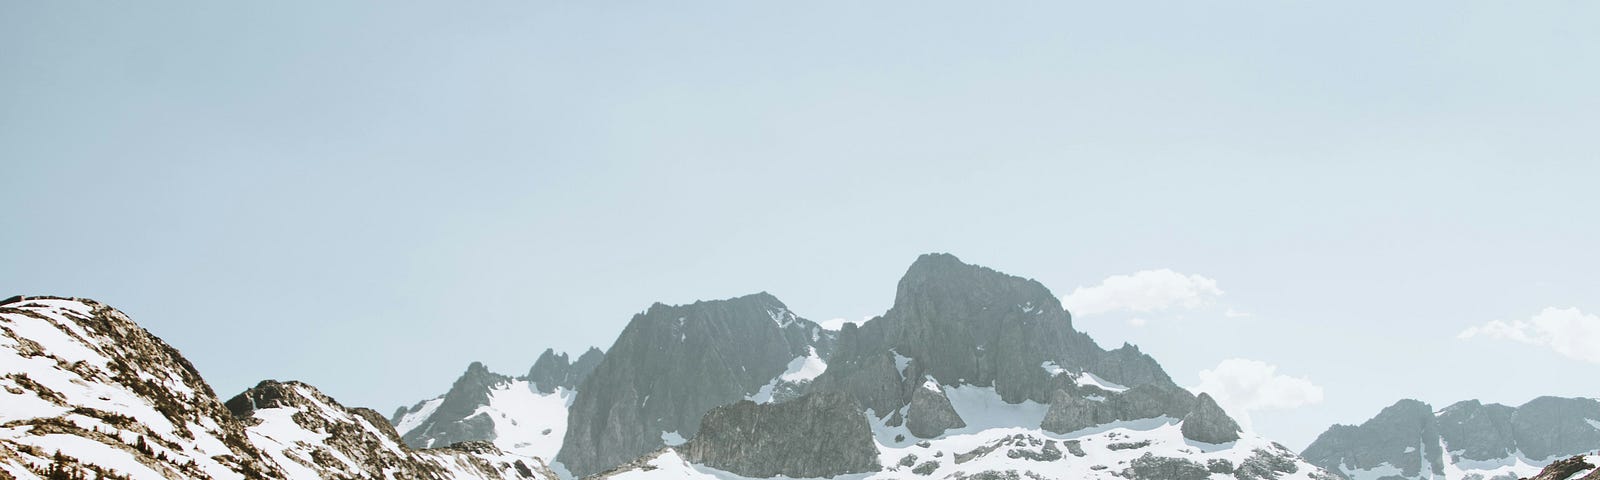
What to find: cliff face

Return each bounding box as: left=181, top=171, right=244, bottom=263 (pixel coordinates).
left=679, top=392, right=880, bottom=478
left=555, top=292, right=835, bottom=477
left=1302, top=397, right=1600, bottom=480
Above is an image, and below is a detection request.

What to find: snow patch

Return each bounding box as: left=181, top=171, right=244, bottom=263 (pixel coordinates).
left=778, top=347, right=827, bottom=383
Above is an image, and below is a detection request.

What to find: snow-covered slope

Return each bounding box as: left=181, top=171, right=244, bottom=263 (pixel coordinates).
left=229, top=380, right=553, bottom=479
left=393, top=378, right=573, bottom=461
left=601, top=385, right=1334, bottom=480
left=0, top=296, right=547, bottom=480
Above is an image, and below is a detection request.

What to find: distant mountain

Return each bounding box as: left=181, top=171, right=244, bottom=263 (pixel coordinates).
left=0, top=296, right=548, bottom=480
left=555, top=292, right=837, bottom=477
left=1302, top=397, right=1600, bottom=480
left=389, top=348, right=603, bottom=462
left=591, top=254, right=1337, bottom=480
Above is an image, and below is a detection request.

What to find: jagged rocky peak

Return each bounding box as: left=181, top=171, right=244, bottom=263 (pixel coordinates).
left=225, top=379, right=549, bottom=479
left=1302, top=399, right=1445, bottom=479
left=400, top=361, right=514, bottom=449
left=557, top=291, right=835, bottom=477
left=812, top=253, right=1196, bottom=435
left=527, top=347, right=604, bottom=394
left=1303, top=396, right=1600, bottom=480
left=0, top=296, right=544, bottom=480
left=679, top=392, right=881, bottom=478
left=1182, top=393, right=1242, bottom=444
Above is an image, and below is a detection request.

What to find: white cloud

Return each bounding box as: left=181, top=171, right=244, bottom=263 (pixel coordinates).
left=1225, top=308, right=1252, bottom=318
left=1458, top=307, right=1600, bottom=363
left=1127, top=317, right=1148, bottom=328
left=1061, top=269, right=1224, bottom=317
left=1191, top=358, right=1324, bottom=431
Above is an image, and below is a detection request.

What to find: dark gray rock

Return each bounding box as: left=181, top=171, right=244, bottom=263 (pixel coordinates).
left=1511, top=396, right=1600, bottom=461
left=1126, top=453, right=1212, bottom=480
left=907, top=380, right=966, bottom=438
left=400, top=361, right=510, bottom=449
left=1040, top=390, right=1098, bottom=434
left=1182, top=393, right=1241, bottom=444
left=1041, top=383, right=1196, bottom=434
left=1207, top=458, right=1235, bottom=474
left=812, top=253, right=1182, bottom=426
left=1301, top=399, right=1445, bottom=479
left=1437, top=400, right=1517, bottom=461
left=1236, top=449, right=1301, bottom=480
left=527, top=347, right=605, bottom=394
left=556, top=293, right=833, bottom=477
left=678, top=392, right=880, bottom=478
left=1304, top=396, right=1600, bottom=479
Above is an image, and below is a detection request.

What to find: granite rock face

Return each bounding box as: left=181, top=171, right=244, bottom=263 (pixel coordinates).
left=906, top=380, right=967, bottom=438
left=1511, top=396, right=1600, bottom=461
left=1181, top=393, right=1242, bottom=444
left=528, top=347, right=605, bottom=394
left=1040, top=383, right=1197, bottom=435
left=810, top=254, right=1214, bottom=432
left=400, top=361, right=512, bottom=449
left=556, top=292, right=835, bottom=477
left=1303, top=396, right=1600, bottom=479
left=679, top=392, right=881, bottom=478
left=1302, top=399, right=1444, bottom=479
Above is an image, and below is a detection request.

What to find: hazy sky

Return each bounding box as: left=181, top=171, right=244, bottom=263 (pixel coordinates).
left=4, top=1, right=1597, bottom=450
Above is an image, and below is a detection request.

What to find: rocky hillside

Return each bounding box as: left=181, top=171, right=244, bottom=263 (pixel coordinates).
left=0, top=296, right=547, bottom=480
left=1302, top=397, right=1600, bottom=480
left=556, top=292, right=837, bottom=477
left=1520, top=453, right=1600, bottom=480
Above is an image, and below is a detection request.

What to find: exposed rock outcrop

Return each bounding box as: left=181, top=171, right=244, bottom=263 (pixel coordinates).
left=906, top=379, right=966, bottom=438
left=679, top=392, right=880, bottom=478
left=1521, top=453, right=1600, bottom=480
left=528, top=347, right=605, bottom=394
left=1181, top=393, right=1241, bottom=444
left=1040, top=383, right=1196, bottom=434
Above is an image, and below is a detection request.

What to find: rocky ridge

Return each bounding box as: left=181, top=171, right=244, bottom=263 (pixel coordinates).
left=1302, top=397, right=1600, bottom=480
left=0, top=296, right=545, bottom=480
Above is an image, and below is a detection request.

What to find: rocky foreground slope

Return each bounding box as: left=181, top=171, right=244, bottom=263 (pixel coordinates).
left=0, top=296, right=547, bottom=480
left=1302, top=397, right=1600, bottom=480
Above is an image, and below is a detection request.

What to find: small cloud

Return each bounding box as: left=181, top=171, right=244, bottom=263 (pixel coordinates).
left=1458, top=307, right=1600, bottom=363
left=1192, top=358, right=1324, bottom=431
left=1127, top=317, right=1148, bottom=328
left=1225, top=308, right=1252, bottom=318
left=1061, top=269, right=1224, bottom=317
left=818, top=315, right=875, bottom=331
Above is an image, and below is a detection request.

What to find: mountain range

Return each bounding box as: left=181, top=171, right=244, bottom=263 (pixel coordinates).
left=3, top=253, right=1596, bottom=479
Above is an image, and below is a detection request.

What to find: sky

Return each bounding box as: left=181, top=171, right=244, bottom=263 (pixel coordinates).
left=3, top=1, right=1597, bottom=450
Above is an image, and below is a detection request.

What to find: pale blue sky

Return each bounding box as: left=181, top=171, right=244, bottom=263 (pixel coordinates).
left=3, top=1, right=1597, bottom=449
